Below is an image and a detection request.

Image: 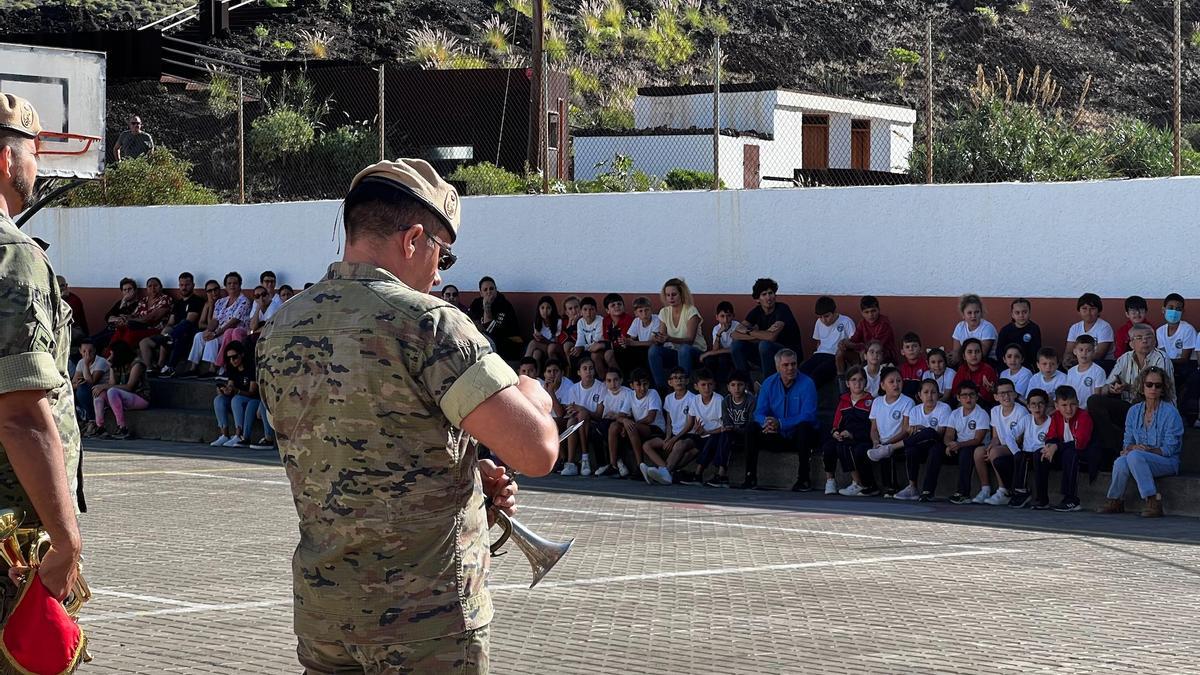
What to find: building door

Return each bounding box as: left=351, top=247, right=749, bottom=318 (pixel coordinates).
left=851, top=119, right=871, bottom=170
left=743, top=144, right=760, bottom=189
left=802, top=115, right=829, bottom=170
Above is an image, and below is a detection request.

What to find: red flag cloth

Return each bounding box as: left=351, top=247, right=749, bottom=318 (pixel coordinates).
left=0, top=574, right=87, bottom=674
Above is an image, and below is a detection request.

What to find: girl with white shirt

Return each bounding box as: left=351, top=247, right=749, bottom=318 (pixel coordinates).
left=526, top=295, right=566, bottom=370
left=950, top=293, right=998, bottom=365
left=898, top=379, right=953, bottom=501
left=999, top=344, right=1033, bottom=398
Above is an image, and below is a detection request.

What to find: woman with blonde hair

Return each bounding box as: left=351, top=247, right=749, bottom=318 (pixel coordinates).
left=1098, top=365, right=1183, bottom=518
left=648, top=277, right=707, bottom=389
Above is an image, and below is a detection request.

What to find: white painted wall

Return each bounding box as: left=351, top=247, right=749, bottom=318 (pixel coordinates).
left=635, top=91, right=777, bottom=134
left=574, top=134, right=753, bottom=189
left=27, top=177, right=1200, bottom=299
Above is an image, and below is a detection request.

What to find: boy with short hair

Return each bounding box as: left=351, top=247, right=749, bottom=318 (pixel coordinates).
left=1114, top=295, right=1152, bottom=359
left=945, top=381, right=991, bottom=505
left=1032, top=385, right=1093, bottom=511
left=563, top=360, right=603, bottom=476
left=800, top=295, right=855, bottom=389
left=643, top=367, right=698, bottom=485
left=898, top=332, right=928, bottom=399
left=573, top=296, right=606, bottom=377
left=1065, top=335, right=1106, bottom=409
left=1023, top=347, right=1067, bottom=403
left=687, top=369, right=727, bottom=486
left=517, top=356, right=541, bottom=381
left=628, top=368, right=669, bottom=482
left=623, top=296, right=661, bottom=374
left=72, top=338, right=111, bottom=434
left=1064, top=293, right=1114, bottom=367
left=595, top=370, right=635, bottom=478
left=978, top=378, right=1029, bottom=505
left=700, top=300, right=740, bottom=386
left=1157, top=293, right=1196, bottom=382
left=847, top=295, right=898, bottom=365
left=542, top=359, right=573, bottom=421
left=709, top=371, right=756, bottom=488
left=601, top=293, right=635, bottom=375
left=996, top=297, right=1042, bottom=369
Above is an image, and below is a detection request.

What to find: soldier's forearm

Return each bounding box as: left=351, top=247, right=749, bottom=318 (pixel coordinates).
left=0, top=392, right=81, bottom=552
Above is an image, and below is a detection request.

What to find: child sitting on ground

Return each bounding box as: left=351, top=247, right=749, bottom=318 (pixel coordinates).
left=898, top=379, right=953, bottom=501
left=822, top=366, right=874, bottom=496
left=898, top=332, right=928, bottom=400
left=1023, top=347, right=1066, bottom=403
left=1032, top=385, right=1093, bottom=511
left=999, top=387, right=1051, bottom=509
left=950, top=294, right=998, bottom=366
left=923, top=347, right=956, bottom=403
left=847, top=295, right=898, bottom=365
left=711, top=371, right=756, bottom=488
left=644, top=367, right=698, bottom=485
left=951, top=338, right=998, bottom=408
left=945, top=381, right=991, bottom=505
left=687, top=369, right=728, bottom=486
left=563, top=360, right=603, bottom=476
left=863, top=367, right=914, bottom=496
left=999, top=343, right=1033, bottom=396
left=996, top=297, right=1041, bottom=369
left=977, top=378, right=1029, bottom=505
left=801, top=295, right=855, bottom=389
left=595, top=369, right=636, bottom=478
left=700, top=301, right=740, bottom=386
left=1065, top=335, right=1106, bottom=409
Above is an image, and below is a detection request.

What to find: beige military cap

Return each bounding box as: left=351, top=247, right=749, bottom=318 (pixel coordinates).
left=350, top=158, right=461, bottom=242
left=0, top=94, right=41, bottom=138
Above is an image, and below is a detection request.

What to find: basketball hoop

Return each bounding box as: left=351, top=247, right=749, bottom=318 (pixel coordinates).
left=34, top=131, right=101, bottom=157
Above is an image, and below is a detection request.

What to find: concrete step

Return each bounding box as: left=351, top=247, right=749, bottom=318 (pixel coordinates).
left=87, top=409, right=218, bottom=445
left=149, top=377, right=223, bottom=412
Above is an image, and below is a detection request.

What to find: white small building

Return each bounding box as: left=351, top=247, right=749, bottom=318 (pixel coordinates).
left=573, top=84, right=917, bottom=189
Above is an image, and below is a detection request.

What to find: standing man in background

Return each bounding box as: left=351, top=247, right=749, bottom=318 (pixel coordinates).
left=113, top=115, right=153, bottom=161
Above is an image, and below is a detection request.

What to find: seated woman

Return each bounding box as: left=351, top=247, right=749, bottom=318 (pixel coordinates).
left=89, top=277, right=140, bottom=352
left=467, top=276, right=522, bottom=361
left=180, top=272, right=251, bottom=378
left=1098, top=366, right=1184, bottom=518
left=648, top=277, right=707, bottom=390
left=88, top=342, right=150, bottom=440
left=108, top=276, right=172, bottom=356
left=245, top=285, right=279, bottom=353
left=210, top=342, right=274, bottom=449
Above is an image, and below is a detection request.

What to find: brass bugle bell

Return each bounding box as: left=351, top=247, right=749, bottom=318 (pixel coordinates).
left=489, top=509, right=573, bottom=589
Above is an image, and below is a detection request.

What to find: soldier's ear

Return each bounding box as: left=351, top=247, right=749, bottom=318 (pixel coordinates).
left=398, top=223, right=424, bottom=260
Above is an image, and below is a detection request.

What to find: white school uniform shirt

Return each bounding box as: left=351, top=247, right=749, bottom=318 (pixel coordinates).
left=1018, top=415, right=1052, bottom=453
left=537, top=318, right=564, bottom=341
left=864, top=366, right=882, bottom=396
left=1001, top=366, right=1033, bottom=395
left=952, top=320, right=999, bottom=357
left=923, top=367, right=956, bottom=395
left=662, top=391, right=698, bottom=436
left=948, top=405, right=990, bottom=443
left=250, top=299, right=281, bottom=324
left=1023, top=371, right=1066, bottom=401
left=1065, top=363, right=1106, bottom=408
left=710, top=321, right=741, bottom=350
left=1066, top=319, right=1114, bottom=345
left=627, top=315, right=663, bottom=342
left=693, top=392, right=725, bottom=434
left=1156, top=321, right=1198, bottom=360
left=72, top=356, right=111, bottom=380
left=990, top=404, right=1029, bottom=452
left=575, top=316, right=604, bottom=348
left=869, top=394, right=914, bottom=441
left=905, top=401, right=952, bottom=430
left=631, top=389, right=666, bottom=432
left=569, top=379, right=603, bottom=413
left=813, top=314, right=856, bottom=355
left=544, top=377, right=571, bottom=417
left=599, top=386, right=635, bottom=418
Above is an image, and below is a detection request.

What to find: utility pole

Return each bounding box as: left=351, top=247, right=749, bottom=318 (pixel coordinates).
left=712, top=35, right=720, bottom=191
left=237, top=75, right=245, bottom=204
left=378, top=62, right=386, bottom=161
left=530, top=0, right=546, bottom=191
left=1173, top=0, right=1182, bottom=176
left=925, top=19, right=933, bottom=185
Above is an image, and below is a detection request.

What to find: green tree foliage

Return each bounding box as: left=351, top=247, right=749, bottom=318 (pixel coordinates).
left=66, top=148, right=219, bottom=207
left=664, top=168, right=723, bottom=190
left=249, top=108, right=316, bottom=161
left=447, top=162, right=526, bottom=195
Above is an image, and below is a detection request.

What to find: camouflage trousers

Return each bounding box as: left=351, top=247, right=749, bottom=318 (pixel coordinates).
left=297, top=625, right=490, bottom=674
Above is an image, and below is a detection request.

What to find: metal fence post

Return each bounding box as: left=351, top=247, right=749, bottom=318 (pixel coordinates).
left=712, top=35, right=720, bottom=191
left=237, top=75, right=245, bottom=204
left=925, top=19, right=934, bottom=185
left=1173, top=0, right=1182, bottom=176
left=378, top=62, right=386, bottom=162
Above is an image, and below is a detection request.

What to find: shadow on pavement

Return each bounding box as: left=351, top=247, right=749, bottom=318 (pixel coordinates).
left=83, top=439, right=281, bottom=468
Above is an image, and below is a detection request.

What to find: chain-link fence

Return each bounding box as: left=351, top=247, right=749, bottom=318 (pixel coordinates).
left=96, top=0, right=1198, bottom=202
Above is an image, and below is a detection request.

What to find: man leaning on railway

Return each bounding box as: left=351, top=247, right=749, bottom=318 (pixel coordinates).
left=0, top=95, right=84, bottom=615
left=256, top=158, right=559, bottom=674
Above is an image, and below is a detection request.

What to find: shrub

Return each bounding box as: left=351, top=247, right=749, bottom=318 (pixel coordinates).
left=887, top=47, right=921, bottom=88
left=307, top=124, right=379, bottom=185
left=664, top=168, right=723, bottom=190
left=405, top=24, right=461, bottom=68
left=66, top=148, right=219, bottom=207
left=1014, top=1, right=1032, bottom=14
left=447, top=162, right=525, bottom=195
left=206, top=69, right=239, bottom=117
left=297, top=29, right=333, bottom=59
left=250, top=108, right=315, bottom=161
left=974, top=6, right=999, bottom=27
left=573, top=153, right=659, bottom=192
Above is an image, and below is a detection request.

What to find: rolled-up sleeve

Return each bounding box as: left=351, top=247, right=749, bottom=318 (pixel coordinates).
left=0, top=245, right=61, bottom=395
left=441, top=353, right=519, bottom=427
left=414, top=307, right=519, bottom=427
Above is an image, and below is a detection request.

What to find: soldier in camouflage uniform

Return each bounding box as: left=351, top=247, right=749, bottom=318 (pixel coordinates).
left=256, top=159, right=559, bottom=674
left=0, top=95, right=84, bottom=605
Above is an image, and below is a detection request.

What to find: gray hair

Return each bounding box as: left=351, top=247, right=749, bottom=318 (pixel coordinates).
left=775, top=348, right=798, bottom=364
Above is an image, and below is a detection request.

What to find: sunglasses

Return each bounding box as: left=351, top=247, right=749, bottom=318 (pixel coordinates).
left=254, top=293, right=266, bottom=299
left=425, top=231, right=456, bottom=271
left=206, top=288, right=220, bottom=293
left=226, top=353, right=242, bottom=360
left=1144, top=381, right=1165, bottom=390
left=958, top=392, right=977, bottom=398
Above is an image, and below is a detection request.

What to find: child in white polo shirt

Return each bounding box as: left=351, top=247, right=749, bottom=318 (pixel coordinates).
left=801, top=295, right=855, bottom=389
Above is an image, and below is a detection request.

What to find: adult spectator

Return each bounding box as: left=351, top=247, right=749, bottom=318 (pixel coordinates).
left=90, top=277, right=139, bottom=352
left=108, top=276, right=172, bottom=354
left=738, top=349, right=817, bottom=491
left=57, top=275, right=89, bottom=344
left=181, top=273, right=250, bottom=378
left=1088, top=323, right=1174, bottom=478
left=1098, top=366, right=1183, bottom=518
left=88, top=342, right=150, bottom=440
left=441, top=284, right=466, bottom=311
left=114, top=115, right=154, bottom=161
left=259, top=270, right=283, bottom=312
left=140, top=272, right=206, bottom=377
left=210, top=342, right=273, bottom=449
left=468, top=276, right=522, bottom=361
left=246, top=284, right=281, bottom=352
left=170, top=280, right=221, bottom=378
left=731, top=278, right=803, bottom=379
left=646, top=277, right=706, bottom=390
left=72, top=339, right=110, bottom=436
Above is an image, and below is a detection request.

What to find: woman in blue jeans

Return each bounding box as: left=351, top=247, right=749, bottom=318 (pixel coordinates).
left=1098, top=366, right=1183, bottom=518
left=648, top=278, right=707, bottom=390
left=210, top=341, right=275, bottom=450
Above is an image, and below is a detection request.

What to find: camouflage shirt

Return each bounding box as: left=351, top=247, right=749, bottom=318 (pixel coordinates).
left=256, top=261, right=518, bottom=645
left=0, top=213, right=81, bottom=525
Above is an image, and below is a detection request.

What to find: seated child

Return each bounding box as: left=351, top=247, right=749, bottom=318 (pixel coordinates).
left=977, top=378, right=1029, bottom=505
left=996, top=297, right=1041, bottom=369
left=594, top=369, right=635, bottom=478
left=950, top=294, right=998, bottom=365
left=643, top=367, right=698, bottom=485
left=601, top=293, right=635, bottom=376
left=542, top=359, right=573, bottom=423
left=560, top=295, right=582, bottom=363
left=945, top=381, right=991, bottom=505
left=1157, top=293, right=1197, bottom=410
left=709, top=371, right=756, bottom=488
left=997, top=387, right=1051, bottom=509
left=1114, top=295, right=1152, bottom=359
left=951, top=338, right=998, bottom=408
left=800, top=295, right=855, bottom=389
left=627, top=368, right=669, bottom=482
left=923, top=347, right=956, bottom=404
left=688, top=369, right=728, bottom=486
left=999, top=343, right=1033, bottom=396
left=863, top=341, right=886, bottom=396
left=562, top=360, right=602, bottom=476
left=1032, top=385, right=1093, bottom=511
left=1023, top=347, right=1066, bottom=403
left=623, top=297, right=662, bottom=376
left=1064, top=293, right=1113, bottom=368
left=1065, top=335, right=1106, bottom=409
left=573, top=297, right=607, bottom=377
left=862, top=367, right=914, bottom=495
left=821, top=366, right=874, bottom=496
left=898, top=332, right=928, bottom=400
left=898, top=378, right=953, bottom=501
left=846, top=295, right=898, bottom=365
left=526, top=295, right=565, bottom=369
left=517, top=356, right=541, bottom=382
left=700, top=301, right=740, bottom=385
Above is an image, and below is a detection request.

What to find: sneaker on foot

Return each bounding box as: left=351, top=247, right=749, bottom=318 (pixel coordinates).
left=893, top=485, right=920, bottom=501
left=861, top=486, right=881, bottom=497
left=210, top=434, right=231, bottom=447
left=595, top=464, right=613, bottom=477
left=678, top=471, right=701, bottom=486
left=1030, top=500, right=1052, bottom=510
left=971, top=486, right=993, bottom=504
left=736, top=476, right=758, bottom=490
left=562, top=462, right=580, bottom=477
left=1054, top=499, right=1082, bottom=512
left=792, top=478, right=811, bottom=492
left=580, top=457, right=593, bottom=476
left=838, top=482, right=864, bottom=497
left=1008, top=491, right=1032, bottom=509
left=984, top=487, right=1010, bottom=506
left=654, top=467, right=673, bottom=485
left=918, top=491, right=934, bottom=502
left=866, top=445, right=894, bottom=462
left=249, top=438, right=275, bottom=450
left=949, top=492, right=971, bottom=505
left=639, top=462, right=652, bottom=484
left=111, top=426, right=131, bottom=440
left=617, top=460, right=630, bottom=478
left=223, top=436, right=246, bottom=447
left=824, top=478, right=838, bottom=495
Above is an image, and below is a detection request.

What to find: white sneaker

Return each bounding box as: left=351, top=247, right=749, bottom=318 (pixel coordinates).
left=580, top=457, right=593, bottom=476
left=223, top=436, right=245, bottom=447
left=561, top=462, right=579, bottom=477
left=867, top=445, right=893, bottom=462
left=654, top=467, right=673, bottom=485
left=639, top=462, right=652, bottom=484
left=893, top=485, right=920, bottom=501
left=617, top=460, right=630, bottom=477
left=984, top=487, right=1010, bottom=506
left=971, top=486, right=993, bottom=504
left=595, top=464, right=612, bottom=476
left=824, top=478, right=838, bottom=495
left=210, top=434, right=230, bottom=447
left=838, top=482, right=864, bottom=497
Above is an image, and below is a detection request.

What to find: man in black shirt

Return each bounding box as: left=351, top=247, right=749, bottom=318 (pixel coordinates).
left=141, top=272, right=207, bottom=375
left=731, top=278, right=804, bottom=379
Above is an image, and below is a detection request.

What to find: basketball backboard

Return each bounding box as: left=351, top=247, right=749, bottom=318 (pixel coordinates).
left=0, top=42, right=106, bottom=179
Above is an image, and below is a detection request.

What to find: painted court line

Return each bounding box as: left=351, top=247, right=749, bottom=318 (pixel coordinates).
left=167, top=471, right=291, bottom=486
left=90, top=588, right=209, bottom=608
left=80, top=599, right=291, bottom=623
left=86, top=466, right=282, bottom=478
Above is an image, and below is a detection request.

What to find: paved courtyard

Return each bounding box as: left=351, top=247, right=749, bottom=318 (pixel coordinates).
left=78, top=440, right=1200, bottom=674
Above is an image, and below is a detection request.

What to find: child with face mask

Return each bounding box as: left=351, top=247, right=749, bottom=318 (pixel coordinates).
left=1159, top=293, right=1200, bottom=425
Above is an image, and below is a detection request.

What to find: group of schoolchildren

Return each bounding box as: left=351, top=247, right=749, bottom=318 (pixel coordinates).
left=517, top=288, right=1194, bottom=513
